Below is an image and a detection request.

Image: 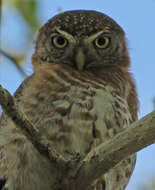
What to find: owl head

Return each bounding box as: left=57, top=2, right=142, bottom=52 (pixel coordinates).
left=33, top=10, right=130, bottom=72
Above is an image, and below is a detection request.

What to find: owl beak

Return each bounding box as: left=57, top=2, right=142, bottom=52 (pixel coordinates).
left=75, top=48, right=85, bottom=71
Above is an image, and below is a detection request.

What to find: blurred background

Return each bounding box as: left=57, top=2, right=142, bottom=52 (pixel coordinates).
left=0, top=0, right=155, bottom=189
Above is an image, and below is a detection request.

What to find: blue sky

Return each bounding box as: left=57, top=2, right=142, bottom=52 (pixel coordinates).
left=0, top=0, right=155, bottom=189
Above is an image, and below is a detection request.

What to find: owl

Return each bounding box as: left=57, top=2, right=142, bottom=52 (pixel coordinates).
left=0, top=10, right=138, bottom=190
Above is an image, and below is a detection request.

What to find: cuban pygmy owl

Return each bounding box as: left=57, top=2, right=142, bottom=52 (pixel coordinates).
left=0, top=10, right=138, bottom=190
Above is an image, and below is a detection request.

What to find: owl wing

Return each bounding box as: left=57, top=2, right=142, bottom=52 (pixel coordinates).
left=90, top=90, right=137, bottom=190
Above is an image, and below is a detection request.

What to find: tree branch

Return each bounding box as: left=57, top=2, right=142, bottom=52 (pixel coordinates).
left=0, top=84, right=155, bottom=189
left=0, top=49, right=27, bottom=77
left=0, top=85, right=67, bottom=167
left=72, top=110, right=155, bottom=189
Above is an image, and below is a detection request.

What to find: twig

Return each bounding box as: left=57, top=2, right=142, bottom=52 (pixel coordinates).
left=0, top=85, right=66, bottom=166
left=0, top=49, right=27, bottom=77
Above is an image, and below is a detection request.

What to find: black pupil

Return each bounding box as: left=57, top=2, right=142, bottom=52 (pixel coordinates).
left=98, top=37, right=106, bottom=46
left=57, top=37, right=65, bottom=45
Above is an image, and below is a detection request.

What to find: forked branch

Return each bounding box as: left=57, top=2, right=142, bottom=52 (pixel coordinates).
left=0, top=84, right=155, bottom=189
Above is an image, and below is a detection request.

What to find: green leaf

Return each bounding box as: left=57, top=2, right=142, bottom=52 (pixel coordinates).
left=13, top=0, right=40, bottom=32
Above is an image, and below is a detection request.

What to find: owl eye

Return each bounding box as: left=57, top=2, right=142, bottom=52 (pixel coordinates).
left=95, top=36, right=110, bottom=49
left=52, top=36, right=68, bottom=48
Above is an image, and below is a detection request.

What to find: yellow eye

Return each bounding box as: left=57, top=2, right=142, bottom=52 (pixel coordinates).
left=52, top=36, right=68, bottom=48
left=95, top=36, right=110, bottom=49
